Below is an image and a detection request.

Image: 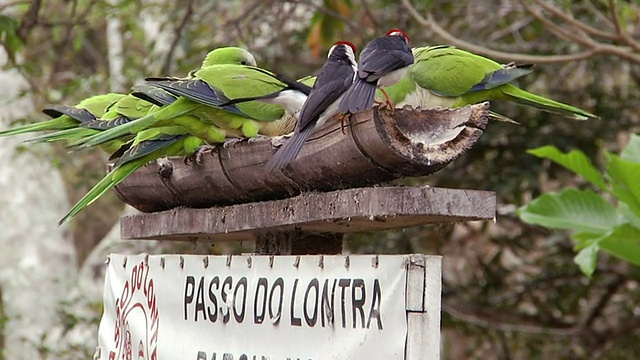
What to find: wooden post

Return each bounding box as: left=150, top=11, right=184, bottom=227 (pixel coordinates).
left=255, top=231, right=343, bottom=255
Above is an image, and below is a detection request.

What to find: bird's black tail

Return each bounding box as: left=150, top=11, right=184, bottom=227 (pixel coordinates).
left=338, top=78, right=377, bottom=114
left=265, top=126, right=314, bottom=172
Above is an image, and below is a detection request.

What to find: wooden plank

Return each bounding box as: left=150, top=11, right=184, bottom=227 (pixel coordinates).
left=121, top=186, right=496, bottom=242
left=114, top=104, right=489, bottom=213
left=406, top=256, right=442, bottom=360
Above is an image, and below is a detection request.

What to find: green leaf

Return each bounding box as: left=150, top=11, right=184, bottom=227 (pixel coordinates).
left=0, top=14, right=24, bottom=58
left=572, top=231, right=606, bottom=249
left=620, top=133, right=640, bottom=163
left=607, top=154, right=640, bottom=218
left=619, top=203, right=640, bottom=230
left=517, top=188, right=619, bottom=234
left=599, top=224, right=640, bottom=266
left=573, top=244, right=598, bottom=278
left=527, top=146, right=607, bottom=191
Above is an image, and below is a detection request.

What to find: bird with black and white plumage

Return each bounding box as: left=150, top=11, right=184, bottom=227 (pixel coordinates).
left=339, top=28, right=415, bottom=114
left=266, top=41, right=358, bottom=171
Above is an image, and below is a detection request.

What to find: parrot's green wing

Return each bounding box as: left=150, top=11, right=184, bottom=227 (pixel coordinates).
left=131, top=85, right=179, bottom=107
left=409, top=46, right=505, bottom=97
left=59, top=125, right=204, bottom=225
left=186, top=65, right=293, bottom=121
left=105, top=93, right=156, bottom=120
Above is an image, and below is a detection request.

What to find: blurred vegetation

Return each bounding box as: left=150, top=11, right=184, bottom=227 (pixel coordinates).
left=1, top=0, right=639, bottom=358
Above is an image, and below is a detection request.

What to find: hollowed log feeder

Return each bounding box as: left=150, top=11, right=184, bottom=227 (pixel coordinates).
left=115, top=104, right=490, bottom=211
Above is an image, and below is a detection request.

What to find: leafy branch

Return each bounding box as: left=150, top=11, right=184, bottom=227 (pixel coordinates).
left=518, top=134, right=640, bottom=276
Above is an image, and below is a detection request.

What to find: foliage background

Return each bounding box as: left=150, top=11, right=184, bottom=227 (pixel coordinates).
left=1, top=0, right=639, bottom=358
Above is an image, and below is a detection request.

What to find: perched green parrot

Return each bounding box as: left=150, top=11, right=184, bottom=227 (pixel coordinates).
left=59, top=125, right=204, bottom=225
left=0, top=93, right=125, bottom=137
left=25, top=47, right=255, bottom=152
left=72, top=64, right=310, bottom=149
left=24, top=90, right=173, bottom=153
left=384, top=45, right=598, bottom=120
left=197, top=46, right=256, bottom=70
left=26, top=86, right=177, bottom=151
left=59, top=47, right=294, bottom=223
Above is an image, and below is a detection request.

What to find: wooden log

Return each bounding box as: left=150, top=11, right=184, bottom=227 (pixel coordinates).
left=120, top=186, right=496, bottom=242
left=113, top=103, right=490, bottom=213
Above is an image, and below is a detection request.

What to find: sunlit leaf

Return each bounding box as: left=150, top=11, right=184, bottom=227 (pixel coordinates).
left=620, top=133, right=640, bottom=163
left=517, top=188, right=619, bottom=234
left=599, top=224, right=640, bottom=266
left=619, top=202, right=640, bottom=230
left=607, top=154, right=640, bottom=218
left=572, top=231, right=606, bottom=249
left=573, top=243, right=598, bottom=278
left=527, top=146, right=607, bottom=191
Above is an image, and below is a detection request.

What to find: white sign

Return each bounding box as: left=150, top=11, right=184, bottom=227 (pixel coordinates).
left=96, top=254, right=440, bottom=360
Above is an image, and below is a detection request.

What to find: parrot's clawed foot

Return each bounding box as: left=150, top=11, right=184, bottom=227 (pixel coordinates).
left=222, top=137, right=244, bottom=149
left=338, top=113, right=350, bottom=134
left=248, top=134, right=269, bottom=143
left=379, top=88, right=395, bottom=112
left=186, top=145, right=216, bottom=165
left=270, top=135, right=289, bottom=148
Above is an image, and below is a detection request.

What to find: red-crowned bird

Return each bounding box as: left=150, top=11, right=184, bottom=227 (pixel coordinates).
left=383, top=45, right=598, bottom=120
left=265, top=41, right=358, bottom=171
left=339, top=28, right=414, bottom=114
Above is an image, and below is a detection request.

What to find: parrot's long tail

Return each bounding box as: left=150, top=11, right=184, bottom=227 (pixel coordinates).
left=69, top=100, right=194, bottom=149
left=0, top=119, right=66, bottom=137
left=59, top=162, right=141, bottom=225
left=0, top=114, right=79, bottom=137
left=25, top=128, right=97, bottom=144
left=501, top=84, right=598, bottom=120
left=488, top=111, right=520, bottom=124
left=265, top=126, right=314, bottom=171
left=338, top=78, right=377, bottom=114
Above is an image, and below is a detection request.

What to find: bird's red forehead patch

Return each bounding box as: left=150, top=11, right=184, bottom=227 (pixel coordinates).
left=386, top=28, right=409, bottom=41
left=334, top=40, right=357, bottom=53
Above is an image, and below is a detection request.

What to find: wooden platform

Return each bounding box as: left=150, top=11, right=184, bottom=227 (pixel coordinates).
left=121, top=186, right=496, bottom=242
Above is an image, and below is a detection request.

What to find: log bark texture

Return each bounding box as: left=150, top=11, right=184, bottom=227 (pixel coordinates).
left=113, top=103, right=490, bottom=213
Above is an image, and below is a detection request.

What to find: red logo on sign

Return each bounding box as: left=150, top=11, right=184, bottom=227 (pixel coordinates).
left=109, top=259, right=159, bottom=360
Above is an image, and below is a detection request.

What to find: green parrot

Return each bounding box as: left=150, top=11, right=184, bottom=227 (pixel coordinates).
left=58, top=47, right=296, bottom=223
left=23, top=47, right=255, bottom=145
left=26, top=87, right=177, bottom=152
left=30, top=46, right=259, bottom=149
left=383, top=45, right=598, bottom=120
left=72, top=64, right=310, bottom=149
left=25, top=90, right=173, bottom=153
left=0, top=93, right=125, bottom=137
left=59, top=125, right=204, bottom=225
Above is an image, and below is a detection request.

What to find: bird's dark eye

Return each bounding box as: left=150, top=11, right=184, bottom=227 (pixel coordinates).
left=241, top=60, right=247, bottom=65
